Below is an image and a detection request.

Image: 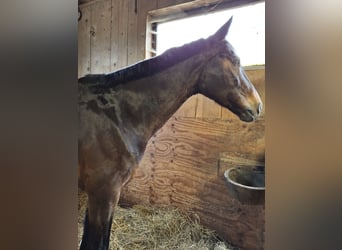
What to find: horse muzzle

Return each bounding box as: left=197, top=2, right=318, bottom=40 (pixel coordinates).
left=240, top=102, right=263, bottom=122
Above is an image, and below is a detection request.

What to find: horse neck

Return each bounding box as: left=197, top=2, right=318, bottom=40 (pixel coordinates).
left=115, top=54, right=207, bottom=148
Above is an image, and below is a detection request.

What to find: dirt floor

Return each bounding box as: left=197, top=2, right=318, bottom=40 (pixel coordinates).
left=78, top=190, right=242, bottom=250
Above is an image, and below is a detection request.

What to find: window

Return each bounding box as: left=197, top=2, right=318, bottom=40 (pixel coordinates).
left=147, top=1, right=264, bottom=67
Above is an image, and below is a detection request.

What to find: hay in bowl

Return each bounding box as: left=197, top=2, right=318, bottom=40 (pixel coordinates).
left=224, top=166, right=265, bottom=205
left=78, top=190, right=242, bottom=250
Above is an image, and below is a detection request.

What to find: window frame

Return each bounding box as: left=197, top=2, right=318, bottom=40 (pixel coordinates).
left=146, top=0, right=265, bottom=69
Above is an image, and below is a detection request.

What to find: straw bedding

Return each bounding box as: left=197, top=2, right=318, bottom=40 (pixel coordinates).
left=78, top=190, right=241, bottom=250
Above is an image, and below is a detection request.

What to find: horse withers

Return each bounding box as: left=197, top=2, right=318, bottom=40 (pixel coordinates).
left=78, top=16, right=262, bottom=250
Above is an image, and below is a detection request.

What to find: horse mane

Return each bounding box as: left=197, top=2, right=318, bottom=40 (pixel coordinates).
left=78, top=37, right=210, bottom=89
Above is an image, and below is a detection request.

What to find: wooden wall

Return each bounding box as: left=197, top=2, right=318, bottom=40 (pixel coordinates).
left=78, top=1, right=265, bottom=249
left=78, top=0, right=195, bottom=77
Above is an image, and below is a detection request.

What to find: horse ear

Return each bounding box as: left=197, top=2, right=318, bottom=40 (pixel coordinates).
left=212, top=16, right=233, bottom=41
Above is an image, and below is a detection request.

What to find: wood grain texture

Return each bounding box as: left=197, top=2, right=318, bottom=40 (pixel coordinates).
left=78, top=6, right=91, bottom=77
left=196, top=94, right=222, bottom=118
left=127, top=0, right=138, bottom=65
left=174, top=94, right=198, bottom=117
left=120, top=115, right=265, bottom=250
left=111, top=0, right=129, bottom=71
left=90, top=0, right=112, bottom=74
left=157, top=0, right=193, bottom=9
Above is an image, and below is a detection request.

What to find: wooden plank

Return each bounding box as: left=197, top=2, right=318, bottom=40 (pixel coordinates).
left=174, top=94, right=198, bottom=117
left=157, top=0, right=176, bottom=9
left=79, top=0, right=103, bottom=8
left=111, top=0, right=129, bottom=71
left=90, top=0, right=112, bottom=74
left=127, top=0, right=138, bottom=65
left=221, top=106, right=239, bottom=120
left=78, top=6, right=91, bottom=78
left=157, top=0, right=193, bottom=9
left=195, top=94, right=221, bottom=118
left=120, top=116, right=265, bottom=250
left=218, top=152, right=265, bottom=177
left=195, top=94, right=204, bottom=118
left=219, top=152, right=265, bottom=166
left=151, top=0, right=259, bottom=23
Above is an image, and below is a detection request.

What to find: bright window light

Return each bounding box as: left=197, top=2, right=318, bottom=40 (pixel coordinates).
left=156, top=2, right=264, bottom=66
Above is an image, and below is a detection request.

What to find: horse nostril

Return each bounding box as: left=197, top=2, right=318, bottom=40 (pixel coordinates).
left=246, top=109, right=254, bottom=116
left=257, top=103, right=262, bottom=115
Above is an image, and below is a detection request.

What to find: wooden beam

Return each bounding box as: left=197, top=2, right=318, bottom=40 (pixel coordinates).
left=148, top=0, right=263, bottom=23
left=79, top=0, right=104, bottom=8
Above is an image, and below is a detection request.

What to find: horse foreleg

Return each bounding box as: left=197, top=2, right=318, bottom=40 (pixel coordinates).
left=80, top=190, right=120, bottom=250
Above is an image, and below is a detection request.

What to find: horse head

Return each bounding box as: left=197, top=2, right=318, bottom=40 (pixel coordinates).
left=198, top=17, right=263, bottom=122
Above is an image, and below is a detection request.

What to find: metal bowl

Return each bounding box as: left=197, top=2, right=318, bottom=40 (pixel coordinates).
left=224, top=166, right=265, bottom=205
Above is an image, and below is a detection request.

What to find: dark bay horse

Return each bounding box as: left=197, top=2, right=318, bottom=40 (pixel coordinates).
left=78, top=17, right=262, bottom=250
